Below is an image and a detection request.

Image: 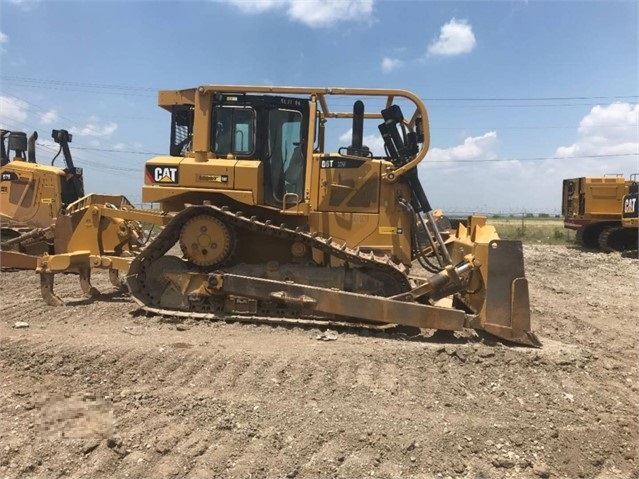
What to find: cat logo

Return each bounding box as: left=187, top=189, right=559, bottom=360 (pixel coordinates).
left=146, top=165, right=179, bottom=184
left=624, top=197, right=637, bottom=214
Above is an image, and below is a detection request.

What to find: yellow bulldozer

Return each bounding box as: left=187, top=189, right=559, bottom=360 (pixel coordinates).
left=0, top=128, right=146, bottom=272
left=34, top=85, right=541, bottom=347
left=562, top=174, right=638, bottom=252
left=1, top=129, right=86, bottom=268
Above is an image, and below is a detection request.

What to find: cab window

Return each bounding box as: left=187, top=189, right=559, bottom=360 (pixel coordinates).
left=170, top=106, right=193, bottom=156
left=9, top=178, right=34, bottom=208
left=213, top=107, right=255, bottom=156
left=268, top=109, right=304, bottom=201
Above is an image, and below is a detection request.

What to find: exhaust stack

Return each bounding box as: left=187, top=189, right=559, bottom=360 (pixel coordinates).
left=27, top=131, right=38, bottom=163
left=347, top=100, right=366, bottom=156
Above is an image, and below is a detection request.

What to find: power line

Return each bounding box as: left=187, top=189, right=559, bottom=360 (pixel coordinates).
left=5, top=116, right=637, bottom=164
left=423, top=95, right=639, bottom=101
left=3, top=94, right=122, bottom=139
left=1, top=95, right=161, bottom=168
left=424, top=152, right=638, bottom=165
left=1, top=76, right=157, bottom=93
left=0, top=116, right=145, bottom=175
left=3, top=89, right=637, bottom=173
left=70, top=145, right=161, bottom=155
left=4, top=91, right=631, bottom=131
left=3, top=75, right=637, bottom=103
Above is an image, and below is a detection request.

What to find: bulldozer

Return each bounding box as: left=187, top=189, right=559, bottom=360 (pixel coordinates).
left=562, top=174, right=638, bottom=252
left=1, top=128, right=85, bottom=268
left=1, top=128, right=148, bottom=271
left=35, top=85, right=541, bottom=347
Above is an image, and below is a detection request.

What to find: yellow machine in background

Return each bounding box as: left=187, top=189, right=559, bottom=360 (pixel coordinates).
left=1, top=129, right=85, bottom=267
left=1, top=129, right=146, bottom=271
left=36, top=85, right=540, bottom=346
left=562, top=175, right=638, bottom=252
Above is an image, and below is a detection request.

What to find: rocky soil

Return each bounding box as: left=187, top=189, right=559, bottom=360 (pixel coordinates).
left=0, top=245, right=637, bottom=479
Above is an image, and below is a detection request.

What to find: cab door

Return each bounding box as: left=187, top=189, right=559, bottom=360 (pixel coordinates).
left=262, top=98, right=309, bottom=208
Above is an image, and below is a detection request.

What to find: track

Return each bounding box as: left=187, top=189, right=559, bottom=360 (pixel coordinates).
left=597, top=226, right=638, bottom=253
left=127, top=204, right=414, bottom=319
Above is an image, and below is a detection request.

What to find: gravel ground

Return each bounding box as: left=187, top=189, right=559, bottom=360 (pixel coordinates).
left=0, top=244, right=637, bottom=479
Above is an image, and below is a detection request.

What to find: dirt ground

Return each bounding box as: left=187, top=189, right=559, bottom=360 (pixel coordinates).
left=0, top=245, right=637, bottom=479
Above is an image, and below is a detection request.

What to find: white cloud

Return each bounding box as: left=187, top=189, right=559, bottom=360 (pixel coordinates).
left=417, top=104, right=638, bottom=213
left=427, top=131, right=498, bottom=163
left=224, top=0, right=374, bottom=28
left=338, top=128, right=386, bottom=156
left=226, top=0, right=287, bottom=13
left=507, top=103, right=639, bottom=214
left=70, top=117, right=118, bottom=138
left=361, top=133, right=385, bottom=156
left=381, top=57, right=403, bottom=74
left=428, top=18, right=476, bottom=56
left=0, top=96, right=28, bottom=128
left=287, top=0, right=373, bottom=27
left=416, top=132, right=527, bottom=213
left=39, top=109, right=59, bottom=125
left=555, top=103, right=639, bottom=159
left=7, top=0, right=39, bottom=11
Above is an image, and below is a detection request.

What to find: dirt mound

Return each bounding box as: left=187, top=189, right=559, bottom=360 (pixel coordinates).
left=1, top=245, right=637, bottom=478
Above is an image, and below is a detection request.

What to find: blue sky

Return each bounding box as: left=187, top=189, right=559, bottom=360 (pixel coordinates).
left=1, top=0, right=637, bottom=213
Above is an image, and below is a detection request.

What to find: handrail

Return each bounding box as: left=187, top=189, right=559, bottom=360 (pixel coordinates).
left=158, top=85, right=431, bottom=182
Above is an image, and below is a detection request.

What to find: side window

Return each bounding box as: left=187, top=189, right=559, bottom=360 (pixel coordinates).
left=170, top=106, right=193, bottom=156
left=213, top=107, right=255, bottom=156
left=234, top=109, right=253, bottom=154
left=268, top=109, right=304, bottom=200
left=280, top=115, right=301, bottom=169
left=9, top=178, right=34, bottom=208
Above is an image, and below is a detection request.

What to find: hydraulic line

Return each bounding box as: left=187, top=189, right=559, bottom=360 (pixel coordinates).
left=398, top=198, right=452, bottom=273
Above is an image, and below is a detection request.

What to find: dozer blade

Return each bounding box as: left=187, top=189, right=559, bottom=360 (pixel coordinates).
left=211, top=273, right=469, bottom=332
left=478, top=240, right=541, bottom=347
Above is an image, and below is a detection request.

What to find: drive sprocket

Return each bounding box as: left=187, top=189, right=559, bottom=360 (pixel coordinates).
left=178, top=214, right=234, bottom=267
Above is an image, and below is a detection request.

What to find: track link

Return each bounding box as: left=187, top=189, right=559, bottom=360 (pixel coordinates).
left=128, top=204, right=413, bottom=318
left=598, top=226, right=638, bottom=253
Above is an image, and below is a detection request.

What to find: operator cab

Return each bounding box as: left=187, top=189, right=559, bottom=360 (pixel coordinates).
left=168, top=94, right=309, bottom=207
left=1, top=129, right=84, bottom=209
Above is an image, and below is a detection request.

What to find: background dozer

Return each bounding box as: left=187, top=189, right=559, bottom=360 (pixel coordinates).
left=36, top=85, right=540, bottom=347
left=1, top=128, right=84, bottom=268
left=1, top=128, right=147, bottom=271
left=562, top=174, right=638, bottom=252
